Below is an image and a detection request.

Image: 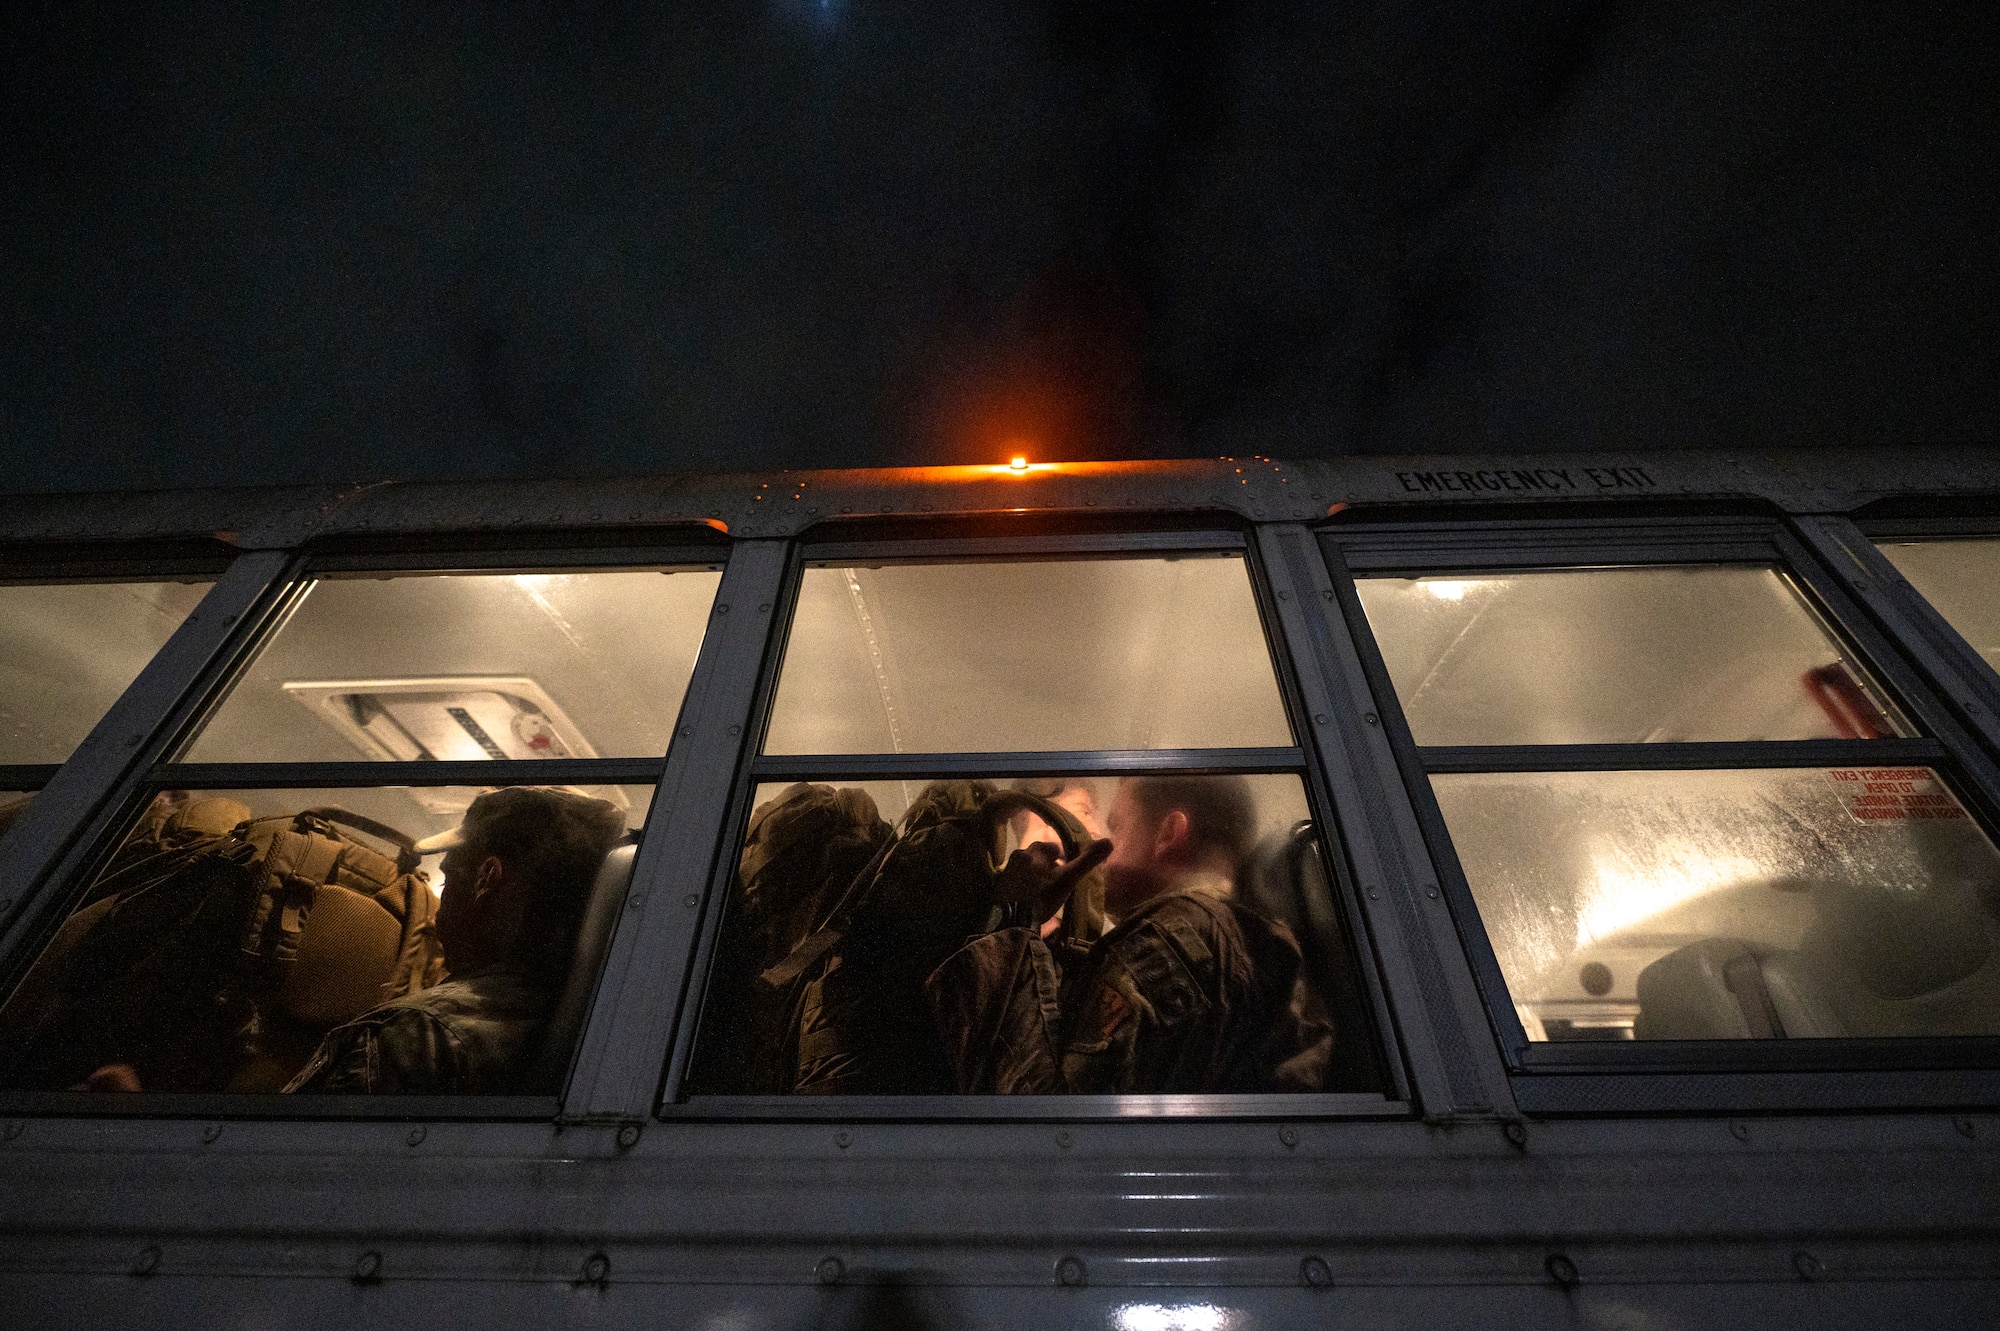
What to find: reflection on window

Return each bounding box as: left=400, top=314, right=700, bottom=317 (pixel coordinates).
left=1356, top=566, right=1907, bottom=745
left=691, top=772, right=1386, bottom=1096
left=184, top=569, right=722, bottom=762
left=0, top=784, right=649, bottom=1095
left=0, top=581, right=213, bottom=763
left=763, top=557, right=1292, bottom=754
left=1434, top=768, right=2000, bottom=1041
left=1878, top=539, right=2000, bottom=675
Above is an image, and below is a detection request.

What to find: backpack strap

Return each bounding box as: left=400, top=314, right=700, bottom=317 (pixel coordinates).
left=238, top=827, right=346, bottom=975
left=291, top=808, right=441, bottom=1000
left=296, top=806, right=422, bottom=875
left=758, top=831, right=900, bottom=987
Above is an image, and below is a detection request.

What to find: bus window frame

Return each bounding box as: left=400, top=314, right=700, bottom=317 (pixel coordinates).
left=0, top=542, right=240, bottom=808
left=0, top=531, right=744, bottom=1122
left=1319, top=511, right=2000, bottom=1113
left=1826, top=510, right=2000, bottom=775
left=659, top=523, right=1416, bottom=1122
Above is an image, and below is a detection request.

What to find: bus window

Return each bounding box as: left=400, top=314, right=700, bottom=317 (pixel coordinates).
left=1355, top=566, right=1908, bottom=746
left=1435, top=767, right=2000, bottom=1041
left=0, top=580, right=213, bottom=764
left=701, top=548, right=1378, bottom=1102
left=183, top=568, right=722, bottom=763
left=0, top=784, right=651, bottom=1095
left=689, top=770, right=1386, bottom=1097
left=762, top=556, right=1293, bottom=754
left=1877, top=539, right=2000, bottom=675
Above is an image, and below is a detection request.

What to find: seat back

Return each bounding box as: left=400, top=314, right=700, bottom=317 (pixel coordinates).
left=1240, top=820, right=1388, bottom=1093
left=1633, top=938, right=1788, bottom=1040
left=521, top=843, right=637, bottom=1094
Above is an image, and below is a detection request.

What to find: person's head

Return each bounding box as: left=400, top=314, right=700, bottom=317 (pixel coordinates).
left=1008, top=778, right=1107, bottom=850
left=1102, top=775, right=1255, bottom=915
left=423, top=787, right=626, bottom=980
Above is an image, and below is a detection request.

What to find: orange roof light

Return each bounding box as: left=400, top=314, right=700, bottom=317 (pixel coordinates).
left=983, top=453, right=1059, bottom=477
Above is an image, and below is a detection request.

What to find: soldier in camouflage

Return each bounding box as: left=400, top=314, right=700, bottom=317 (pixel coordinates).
left=284, top=786, right=625, bottom=1096
left=929, top=775, right=1332, bottom=1094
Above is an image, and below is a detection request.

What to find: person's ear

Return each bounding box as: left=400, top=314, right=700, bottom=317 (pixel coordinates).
left=473, top=854, right=507, bottom=900
left=1156, top=809, right=1191, bottom=859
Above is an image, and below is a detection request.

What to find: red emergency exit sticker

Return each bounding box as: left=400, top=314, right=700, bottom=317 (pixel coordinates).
left=1825, top=768, right=1970, bottom=822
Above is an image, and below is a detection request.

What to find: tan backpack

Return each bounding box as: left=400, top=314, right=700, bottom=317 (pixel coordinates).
left=0, top=803, right=445, bottom=1093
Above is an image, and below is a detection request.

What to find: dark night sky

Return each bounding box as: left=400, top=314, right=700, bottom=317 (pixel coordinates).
left=2, top=1, right=1995, bottom=493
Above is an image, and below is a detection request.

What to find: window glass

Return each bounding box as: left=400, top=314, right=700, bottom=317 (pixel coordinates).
left=0, top=784, right=650, bottom=1095
left=0, top=580, right=213, bottom=763
left=1434, top=767, right=2000, bottom=1042
left=1878, top=539, right=2000, bottom=673
left=184, top=568, right=722, bottom=762
left=763, top=556, right=1292, bottom=754
left=1355, top=566, right=1909, bottom=745
left=688, top=772, right=1385, bottom=1096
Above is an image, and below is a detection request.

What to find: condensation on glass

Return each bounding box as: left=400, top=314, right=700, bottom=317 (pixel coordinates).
left=0, top=784, right=651, bottom=1095
left=1436, top=767, right=2000, bottom=1041
left=1877, top=539, right=2000, bottom=674
left=0, top=580, right=213, bottom=763
left=688, top=772, right=1386, bottom=1097
left=1355, top=566, right=1909, bottom=745
left=184, top=568, right=723, bottom=762
left=763, top=556, right=1293, bottom=754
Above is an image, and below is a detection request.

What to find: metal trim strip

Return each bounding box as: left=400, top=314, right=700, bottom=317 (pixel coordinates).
left=152, top=758, right=670, bottom=789
left=1416, top=739, right=1947, bottom=773
left=749, top=748, right=1306, bottom=779
left=1512, top=1068, right=2000, bottom=1114
left=799, top=529, right=1249, bottom=563
left=0, top=1092, right=560, bottom=1120
left=659, top=1092, right=1411, bottom=1121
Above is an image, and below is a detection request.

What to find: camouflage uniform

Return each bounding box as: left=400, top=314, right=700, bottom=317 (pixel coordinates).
left=927, top=873, right=1333, bottom=1095
left=282, top=969, right=551, bottom=1095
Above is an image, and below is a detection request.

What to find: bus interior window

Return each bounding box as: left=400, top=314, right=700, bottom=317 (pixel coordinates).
left=1355, top=566, right=1909, bottom=745
left=183, top=568, right=722, bottom=763
left=1436, top=768, right=2000, bottom=1042
left=1878, top=539, right=2000, bottom=675
left=0, top=580, right=214, bottom=764
left=0, top=785, right=651, bottom=1095
left=763, top=556, right=1293, bottom=755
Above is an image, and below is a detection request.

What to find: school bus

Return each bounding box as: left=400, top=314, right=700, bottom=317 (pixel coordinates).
left=0, top=446, right=1995, bottom=1327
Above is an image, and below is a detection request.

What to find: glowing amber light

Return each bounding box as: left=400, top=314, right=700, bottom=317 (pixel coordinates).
left=981, top=458, right=1060, bottom=476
